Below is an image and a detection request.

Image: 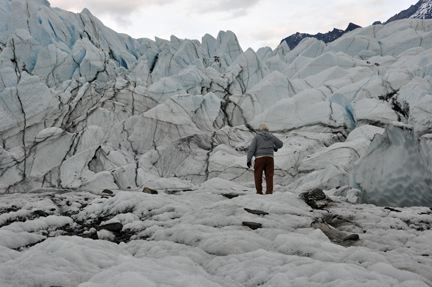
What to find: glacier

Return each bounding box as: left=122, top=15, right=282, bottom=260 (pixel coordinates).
left=0, top=1, right=432, bottom=286
left=1, top=0, right=432, bottom=207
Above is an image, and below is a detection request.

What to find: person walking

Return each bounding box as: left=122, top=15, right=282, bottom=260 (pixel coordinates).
left=247, top=124, right=283, bottom=194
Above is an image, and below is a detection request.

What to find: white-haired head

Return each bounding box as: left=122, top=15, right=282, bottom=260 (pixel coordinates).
left=259, top=124, right=269, bottom=131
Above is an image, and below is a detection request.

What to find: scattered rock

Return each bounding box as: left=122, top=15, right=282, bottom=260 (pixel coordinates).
left=97, top=222, right=123, bottom=232
left=33, top=210, right=49, bottom=217
left=242, top=221, right=262, bottom=230
left=143, top=187, right=158, bottom=194
left=384, top=207, right=401, bottom=213
left=343, top=234, right=360, bottom=241
left=300, top=188, right=331, bottom=209
left=311, top=221, right=342, bottom=243
left=6, top=205, right=19, bottom=213
left=244, top=208, right=269, bottom=216
left=303, top=188, right=326, bottom=200
left=82, top=230, right=98, bottom=240
left=422, top=254, right=430, bottom=257
left=165, top=189, right=192, bottom=194
left=221, top=193, right=241, bottom=199
left=62, top=228, right=75, bottom=236
left=325, top=214, right=345, bottom=226
left=312, top=219, right=361, bottom=247
left=102, top=189, right=114, bottom=195
left=13, top=238, right=47, bottom=251
left=419, top=211, right=431, bottom=215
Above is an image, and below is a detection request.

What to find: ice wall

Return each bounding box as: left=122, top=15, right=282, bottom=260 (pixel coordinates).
left=355, top=123, right=432, bottom=207
left=1, top=0, right=432, bottom=206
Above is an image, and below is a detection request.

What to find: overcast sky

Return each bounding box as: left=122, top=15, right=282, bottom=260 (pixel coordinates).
left=49, top=0, right=416, bottom=51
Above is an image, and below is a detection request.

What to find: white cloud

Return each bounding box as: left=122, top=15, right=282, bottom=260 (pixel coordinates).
left=194, top=0, right=261, bottom=16
left=50, top=0, right=261, bottom=18
left=48, top=0, right=417, bottom=51
left=49, top=0, right=175, bottom=27
left=236, top=27, right=294, bottom=51
left=329, top=5, right=378, bottom=28
left=50, top=0, right=174, bottom=14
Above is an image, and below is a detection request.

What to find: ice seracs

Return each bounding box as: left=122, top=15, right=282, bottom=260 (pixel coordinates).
left=1, top=1, right=432, bottom=284
left=1, top=0, right=432, bottom=208
left=355, top=122, right=432, bottom=207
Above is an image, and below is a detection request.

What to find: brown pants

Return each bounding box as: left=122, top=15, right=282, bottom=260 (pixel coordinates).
left=254, top=157, right=274, bottom=194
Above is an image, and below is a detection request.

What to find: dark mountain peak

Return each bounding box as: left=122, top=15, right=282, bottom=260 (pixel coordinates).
left=280, top=23, right=361, bottom=50
left=385, top=0, right=432, bottom=23
left=346, top=22, right=361, bottom=31
left=280, top=0, right=432, bottom=51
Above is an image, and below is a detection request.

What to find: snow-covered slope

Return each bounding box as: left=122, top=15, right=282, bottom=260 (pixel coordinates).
left=386, top=0, right=432, bottom=23
left=411, top=0, right=432, bottom=19
left=1, top=0, right=432, bottom=208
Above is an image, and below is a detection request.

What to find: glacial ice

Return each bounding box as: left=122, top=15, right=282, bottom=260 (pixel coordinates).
left=1, top=1, right=432, bottom=284
left=0, top=0, right=431, bottom=207
left=1, top=189, right=431, bottom=287
left=355, top=122, right=432, bottom=207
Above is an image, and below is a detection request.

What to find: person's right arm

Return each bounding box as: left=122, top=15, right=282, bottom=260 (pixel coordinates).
left=247, top=136, right=257, bottom=164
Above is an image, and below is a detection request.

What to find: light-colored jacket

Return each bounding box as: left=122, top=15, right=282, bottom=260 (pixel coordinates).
left=247, top=130, right=283, bottom=163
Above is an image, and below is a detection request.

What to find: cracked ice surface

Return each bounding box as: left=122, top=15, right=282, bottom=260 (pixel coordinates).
left=0, top=188, right=431, bottom=287
left=0, top=0, right=432, bottom=205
